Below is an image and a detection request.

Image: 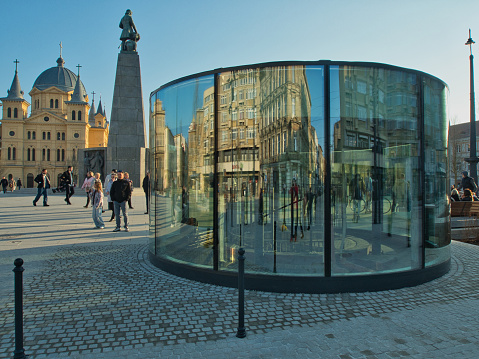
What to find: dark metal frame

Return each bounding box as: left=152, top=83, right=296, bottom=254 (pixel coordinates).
left=149, top=60, right=450, bottom=293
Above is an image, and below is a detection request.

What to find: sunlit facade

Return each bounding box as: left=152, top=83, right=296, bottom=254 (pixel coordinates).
left=149, top=61, right=450, bottom=293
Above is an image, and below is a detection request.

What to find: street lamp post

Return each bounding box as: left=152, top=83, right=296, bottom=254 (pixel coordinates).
left=465, top=29, right=479, bottom=184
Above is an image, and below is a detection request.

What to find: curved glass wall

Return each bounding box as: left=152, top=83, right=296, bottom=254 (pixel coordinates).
left=149, top=61, right=450, bottom=293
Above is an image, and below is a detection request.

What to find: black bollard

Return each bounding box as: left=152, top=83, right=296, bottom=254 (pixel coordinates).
left=236, top=248, right=246, bottom=338
left=13, top=258, right=26, bottom=359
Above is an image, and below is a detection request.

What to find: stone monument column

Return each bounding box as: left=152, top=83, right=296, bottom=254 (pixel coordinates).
left=107, top=9, right=146, bottom=187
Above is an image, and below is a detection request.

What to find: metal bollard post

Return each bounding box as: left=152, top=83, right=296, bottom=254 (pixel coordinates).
left=236, top=248, right=246, bottom=338
left=13, top=258, right=27, bottom=359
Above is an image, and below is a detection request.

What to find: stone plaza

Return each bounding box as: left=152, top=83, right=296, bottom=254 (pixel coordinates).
left=0, top=189, right=479, bottom=358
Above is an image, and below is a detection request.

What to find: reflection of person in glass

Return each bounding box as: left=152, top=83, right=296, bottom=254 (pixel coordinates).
left=350, top=174, right=364, bottom=223
left=290, top=178, right=299, bottom=242
left=181, top=186, right=189, bottom=223
left=306, top=187, right=314, bottom=230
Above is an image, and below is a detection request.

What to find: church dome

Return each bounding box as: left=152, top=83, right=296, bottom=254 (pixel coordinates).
left=33, top=57, right=87, bottom=96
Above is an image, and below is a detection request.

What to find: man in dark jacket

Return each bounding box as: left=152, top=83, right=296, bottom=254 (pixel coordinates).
left=60, top=166, right=74, bottom=205
left=1, top=177, right=8, bottom=194
left=460, top=171, right=478, bottom=194
left=110, top=170, right=132, bottom=232
left=33, top=169, right=51, bottom=206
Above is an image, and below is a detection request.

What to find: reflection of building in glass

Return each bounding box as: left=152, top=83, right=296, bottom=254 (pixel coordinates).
left=149, top=61, right=450, bottom=294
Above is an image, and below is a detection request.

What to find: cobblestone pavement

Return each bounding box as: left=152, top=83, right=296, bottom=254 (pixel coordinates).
left=1, top=190, right=479, bottom=358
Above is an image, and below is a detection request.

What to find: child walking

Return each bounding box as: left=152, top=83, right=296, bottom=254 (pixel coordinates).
left=92, top=181, right=105, bottom=229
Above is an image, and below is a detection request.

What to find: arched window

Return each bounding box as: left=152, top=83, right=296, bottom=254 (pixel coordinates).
left=27, top=148, right=31, bottom=161
left=47, top=132, right=51, bottom=140
left=57, top=132, right=61, bottom=141
left=78, top=111, right=82, bottom=121
left=32, top=149, right=35, bottom=161
left=72, top=149, right=76, bottom=161
left=50, top=99, right=53, bottom=108
left=7, top=147, right=11, bottom=160
left=62, top=149, right=65, bottom=162
left=27, top=131, right=31, bottom=140
left=62, top=132, right=65, bottom=141
left=55, top=99, right=58, bottom=108
left=42, top=132, right=46, bottom=140
left=57, top=149, right=61, bottom=161
left=14, top=108, right=18, bottom=118
left=32, top=131, right=36, bottom=140
left=12, top=147, right=16, bottom=160
left=42, top=149, right=46, bottom=161
left=72, top=110, right=76, bottom=121
left=47, top=149, right=51, bottom=161
left=7, top=108, right=11, bottom=117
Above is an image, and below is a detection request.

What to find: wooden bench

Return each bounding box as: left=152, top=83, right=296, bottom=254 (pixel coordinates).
left=451, top=201, right=479, bottom=217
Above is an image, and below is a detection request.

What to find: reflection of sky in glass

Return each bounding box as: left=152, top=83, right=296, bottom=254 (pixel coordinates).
left=157, top=75, right=214, bottom=140
left=305, top=66, right=325, bottom=144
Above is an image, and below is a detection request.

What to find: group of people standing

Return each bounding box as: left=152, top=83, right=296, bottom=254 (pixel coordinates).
left=29, top=166, right=151, bottom=233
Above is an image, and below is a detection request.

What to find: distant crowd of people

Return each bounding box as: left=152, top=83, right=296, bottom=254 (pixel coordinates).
left=28, top=166, right=150, bottom=233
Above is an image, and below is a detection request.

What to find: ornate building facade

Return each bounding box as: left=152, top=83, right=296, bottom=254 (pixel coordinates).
left=0, top=56, right=109, bottom=187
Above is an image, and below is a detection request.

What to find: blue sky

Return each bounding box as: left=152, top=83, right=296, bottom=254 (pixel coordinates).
left=2, top=0, right=478, bottom=129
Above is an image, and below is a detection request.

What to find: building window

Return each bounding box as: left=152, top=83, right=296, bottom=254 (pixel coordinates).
left=72, top=111, right=76, bottom=121
left=62, top=149, right=65, bottom=162
left=12, top=147, right=16, bottom=160
left=28, top=131, right=31, bottom=140
left=47, top=149, right=51, bottom=161
left=7, top=108, right=11, bottom=117
left=44, top=116, right=49, bottom=122
left=8, top=147, right=11, bottom=160
left=57, top=149, right=61, bottom=161
left=27, top=148, right=31, bottom=161
left=9, top=131, right=15, bottom=136
left=62, top=132, right=65, bottom=141
left=78, top=111, right=82, bottom=121
left=292, top=98, right=296, bottom=117
left=32, top=131, right=36, bottom=140
left=55, top=99, right=59, bottom=108
left=57, top=132, right=61, bottom=141
left=42, top=149, right=46, bottom=161
left=50, top=99, right=54, bottom=108
left=47, top=132, right=51, bottom=140
left=14, top=108, right=18, bottom=118
left=73, top=149, right=76, bottom=161
left=43, top=132, right=46, bottom=140
left=32, top=149, right=35, bottom=161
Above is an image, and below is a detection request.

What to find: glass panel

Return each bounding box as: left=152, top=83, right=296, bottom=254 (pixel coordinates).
left=153, top=75, right=215, bottom=267
left=217, top=66, right=325, bottom=275
left=330, top=66, right=422, bottom=275
left=424, top=78, right=450, bottom=266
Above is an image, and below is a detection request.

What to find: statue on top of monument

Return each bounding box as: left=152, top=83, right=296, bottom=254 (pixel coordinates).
left=119, top=9, right=140, bottom=52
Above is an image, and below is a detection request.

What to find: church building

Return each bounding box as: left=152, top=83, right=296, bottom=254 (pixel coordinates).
left=0, top=55, right=109, bottom=187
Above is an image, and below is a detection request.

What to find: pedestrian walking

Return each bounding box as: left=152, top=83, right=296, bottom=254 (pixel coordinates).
left=91, top=181, right=105, bottom=229
left=105, top=172, right=117, bottom=222
left=1, top=177, right=7, bottom=194
left=81, top=171, right=95, bottom=208
left=61, top=166, right=75, bottom=205
left=33, top=169, right=50, bottom=206
left=110, top=170, right=132, bottom=232
left=125, top=172, right=134, bottom=209
left=142, top=171, right=150, bottom=214
left=17, top=178, right=22, bottom=190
